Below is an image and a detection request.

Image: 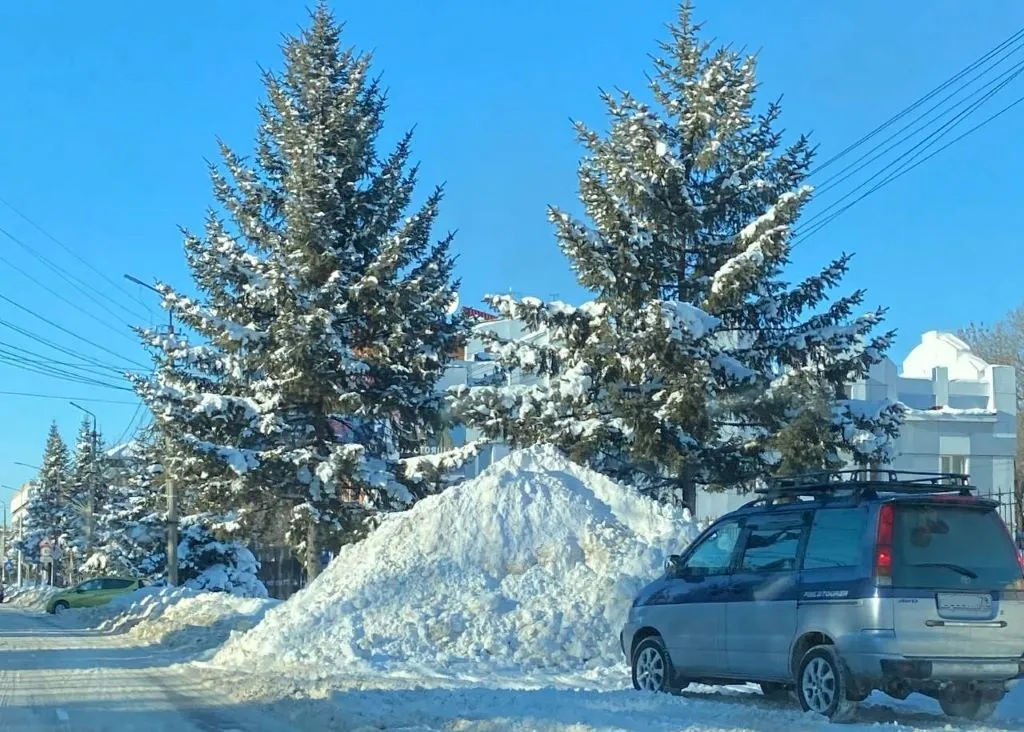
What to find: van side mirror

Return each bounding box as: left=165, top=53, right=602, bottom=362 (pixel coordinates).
left=665, top=554, right=685, bottom=578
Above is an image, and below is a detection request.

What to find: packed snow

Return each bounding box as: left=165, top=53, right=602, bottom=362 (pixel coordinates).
left=213, top=445, right=697, bottom=679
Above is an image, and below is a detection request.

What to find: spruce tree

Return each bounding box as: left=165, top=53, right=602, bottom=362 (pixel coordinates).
left=66, top=416, right=104, bottom=558
left=85, top=436, right=165, bottom=578
left=16, top=422, right=71, bottom=578
left=133, top=4, right=465, bottom=580
left=452, top=2, right=902, bottom=502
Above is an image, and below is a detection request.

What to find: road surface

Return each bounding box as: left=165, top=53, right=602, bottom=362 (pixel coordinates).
left=0, top=604, right=284, bottom=731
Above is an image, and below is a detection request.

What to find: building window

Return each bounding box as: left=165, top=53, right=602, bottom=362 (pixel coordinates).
left=940, top=455, right=968, bottom=476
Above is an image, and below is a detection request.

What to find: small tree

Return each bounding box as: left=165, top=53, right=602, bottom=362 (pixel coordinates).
left=452, top=1, right=902, bottom=502
left=16, top=422, right=71, bottom=581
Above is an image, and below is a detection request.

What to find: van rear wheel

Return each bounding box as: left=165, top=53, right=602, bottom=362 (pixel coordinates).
left=939, top=693, right=999, bottom=721
left=796, top=645, right=858, bottom=722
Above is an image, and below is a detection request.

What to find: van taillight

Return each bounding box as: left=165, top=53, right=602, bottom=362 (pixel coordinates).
left=874, top=504, right=894, bottom=585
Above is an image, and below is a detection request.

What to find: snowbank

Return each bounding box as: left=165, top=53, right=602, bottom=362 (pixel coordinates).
left=214, top=445, right=696, bottom=678
left=60, top=586, right=278, bottom=653
left=4, top=585, right=61, bottom=611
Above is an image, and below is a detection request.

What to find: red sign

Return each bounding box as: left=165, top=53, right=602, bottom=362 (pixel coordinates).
left=462, top=306, right=498, bottom=322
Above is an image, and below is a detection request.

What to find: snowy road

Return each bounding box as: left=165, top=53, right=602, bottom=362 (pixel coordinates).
left=0, top=605, right=281, bottom=731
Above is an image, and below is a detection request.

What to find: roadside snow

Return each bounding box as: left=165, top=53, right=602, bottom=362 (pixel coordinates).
left=213, top=445, right=696, bottom=679
left=61, top=586, right=278, bottom=654
left=3, top=585, right=61, bottom=611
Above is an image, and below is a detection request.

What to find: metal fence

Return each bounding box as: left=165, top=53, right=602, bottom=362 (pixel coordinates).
left=989, top=489, right=1023, bottom=544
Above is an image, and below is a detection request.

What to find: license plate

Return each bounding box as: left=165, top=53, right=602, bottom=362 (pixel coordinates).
left=936, top=592, right=993, bottom=618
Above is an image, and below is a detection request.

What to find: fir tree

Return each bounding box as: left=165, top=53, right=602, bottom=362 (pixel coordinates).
left=85, top=436, right=165, bottom=578
left=133, top=4, right=465, bottom=580
left=66, top=416, right=104, bottom=558
left=451, top=2, right=902, bottom=503
left=16, top=422, right=71, bottom=577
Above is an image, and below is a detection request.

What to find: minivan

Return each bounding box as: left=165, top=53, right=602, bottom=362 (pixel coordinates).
left=620, top=470, right=1024, bottom=722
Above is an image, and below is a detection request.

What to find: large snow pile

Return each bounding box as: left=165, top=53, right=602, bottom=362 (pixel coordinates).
left=4, top=585, right=62, bottom=611
left=214, top=445, right=697, bottom=677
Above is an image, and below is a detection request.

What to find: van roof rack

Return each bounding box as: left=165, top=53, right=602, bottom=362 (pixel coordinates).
left=753, top=468, right=975, bottom=505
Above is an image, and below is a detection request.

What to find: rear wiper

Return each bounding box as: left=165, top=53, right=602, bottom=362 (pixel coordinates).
left=907, top=562, right=978, bottom=579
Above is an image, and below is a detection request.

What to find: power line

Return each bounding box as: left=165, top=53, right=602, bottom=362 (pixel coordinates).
left=813, top=26, right=1024, bottom=174
left=0, top=353, right=131, bottom=391
left=0, top=224, right=148, bottom=326
left=0, top=246, right=139, bottom=344
left=796, top=63, right=1024, bottom=240
left=0, top=341, right=125, bottom=380
left=811, top=44, right=1024, bottom=197
left=796, top=88, right=1024, bottom=244
left=0, top=292, right=148, bottom=370
left=0, top=390, right=137, bottom=405
left=0, top=196, right=150, bottom=321
left=0, top=317, right=132, bottom=373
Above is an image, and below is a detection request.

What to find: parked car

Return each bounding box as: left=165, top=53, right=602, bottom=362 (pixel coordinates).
left=621, top=470, right=1024, bottom=722
left=46, top=577, right=144, bottom=615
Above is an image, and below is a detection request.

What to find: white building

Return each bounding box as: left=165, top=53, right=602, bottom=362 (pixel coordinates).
left=444, top=320, right=1019, bottom=529
left=694, top=331, right=1018, bottom=525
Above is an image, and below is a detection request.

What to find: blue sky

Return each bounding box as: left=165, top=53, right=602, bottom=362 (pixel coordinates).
left=0, top=1, right=1022, bottom=508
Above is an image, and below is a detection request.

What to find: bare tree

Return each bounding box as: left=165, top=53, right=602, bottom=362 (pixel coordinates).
left=959, top=306, right=1024, bottom=532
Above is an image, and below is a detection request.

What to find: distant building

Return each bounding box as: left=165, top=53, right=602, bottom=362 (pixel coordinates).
left=693, top=331, right=1018, bottom=527
left=441, top=322, right=1019, bottom=530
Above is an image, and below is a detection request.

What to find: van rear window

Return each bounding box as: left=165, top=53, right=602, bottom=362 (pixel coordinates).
left=892, top=504, right=1022, bottom=590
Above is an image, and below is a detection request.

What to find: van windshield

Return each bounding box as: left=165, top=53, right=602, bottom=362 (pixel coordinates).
left=892, top=504, right=1023, bottom=590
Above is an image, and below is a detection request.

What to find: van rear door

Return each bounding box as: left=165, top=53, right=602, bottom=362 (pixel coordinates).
left=889, top=500, right=1024, bottom=659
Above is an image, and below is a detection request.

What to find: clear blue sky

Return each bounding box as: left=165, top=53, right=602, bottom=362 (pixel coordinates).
left=0, top=1, right=1022, bottom=510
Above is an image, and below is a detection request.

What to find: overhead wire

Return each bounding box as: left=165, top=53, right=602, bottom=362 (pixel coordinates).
left=812, top=26, right=1024, bottom=174
left=0, top=198, right=150, bottom=322
left=792, top=27, right=1024, bottom=247
left=0, top=390, right=138, bottom=405
left=0, top=246, right=140, bottom=344
left=796, top=87, right=1024, bottom=244
left=0, top=292, right=148, bottom=370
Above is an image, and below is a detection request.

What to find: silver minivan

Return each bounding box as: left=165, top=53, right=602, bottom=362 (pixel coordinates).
left=620, top=471, right=1024, bottom=722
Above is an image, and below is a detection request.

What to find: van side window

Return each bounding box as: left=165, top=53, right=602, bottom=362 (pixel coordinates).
left=740, top=523, right=803, bottom=573
left=684, top=520, right=741, bottom=576
left=803, top=508, right=866, bottom=570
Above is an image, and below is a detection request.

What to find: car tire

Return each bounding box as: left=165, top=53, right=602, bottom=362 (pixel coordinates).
left=631, top=635, right=685, bottom=694
left=796, top=645, right=857, bottom=722
left=939, top=694, right=1000, bottom=721
left=52, top=601, right=70, bottom=616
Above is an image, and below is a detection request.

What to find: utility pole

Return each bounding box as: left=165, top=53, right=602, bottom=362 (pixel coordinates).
left=125, top=273, right=178, bottom=586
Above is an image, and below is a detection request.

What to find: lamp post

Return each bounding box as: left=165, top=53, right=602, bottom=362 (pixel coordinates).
left=124, top=273, right=178, bottom=587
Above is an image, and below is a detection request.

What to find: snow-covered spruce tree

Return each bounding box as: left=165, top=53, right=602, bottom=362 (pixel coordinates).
left=132, top=4, right=466, bottom=580
left=16, top=422, right=72, bottom=576
left=65, top=416, right=104, bottom=560
left=84, top=436, right=166, bottom=579
left=451, top=2, right=902, bottom=502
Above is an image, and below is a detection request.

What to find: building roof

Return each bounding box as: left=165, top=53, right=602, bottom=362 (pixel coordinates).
left=902, top=330, right=992, bottom=381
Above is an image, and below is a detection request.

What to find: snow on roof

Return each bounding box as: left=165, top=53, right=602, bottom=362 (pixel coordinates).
left=104, top=441, right=143, bottom=461
left=213, top=444, right=696, bottom=678
left=901, top=330, right=992, bottom=381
